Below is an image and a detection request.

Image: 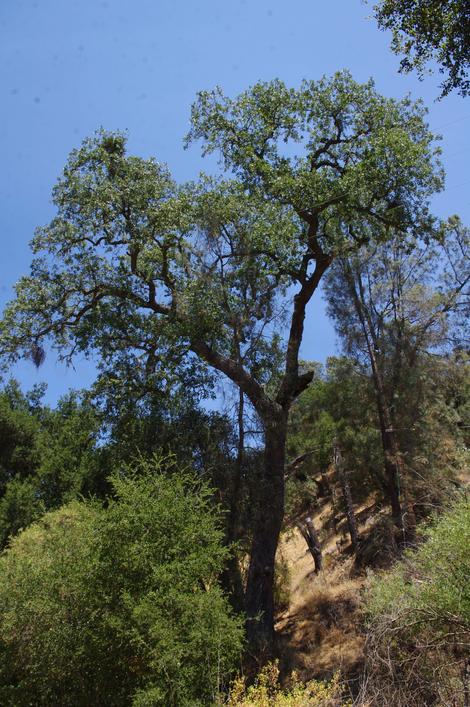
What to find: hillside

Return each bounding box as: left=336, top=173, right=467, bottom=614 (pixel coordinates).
left=276, top=490, right=397, bottom=680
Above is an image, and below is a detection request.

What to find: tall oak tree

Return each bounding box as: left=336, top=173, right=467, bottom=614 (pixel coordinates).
left=0, top=72, right=443, bottom=650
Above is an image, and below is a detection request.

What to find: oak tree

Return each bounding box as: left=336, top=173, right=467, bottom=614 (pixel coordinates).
left=0, top=71, right=443, bottom=650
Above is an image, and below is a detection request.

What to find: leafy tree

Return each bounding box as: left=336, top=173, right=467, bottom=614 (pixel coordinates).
left=0, top=477, right=44, bottom=545
left=323, top=224, right=470, bottom=534
left=0, top=383, right=106, bottom=544
left=372, top=0, right=470, bottom=97
left=0, top=457, right=243, bottom=706
left=36, top=391, right=104, bottom=506
left=0, top=381, right=43, bottom=492
left=94, top=375, right=236, bottom=479
left=94, top=379, right=252, bottom=605
left=0, top=72, right=443, bottom=649
left=0, top=375, right=244, bottom=557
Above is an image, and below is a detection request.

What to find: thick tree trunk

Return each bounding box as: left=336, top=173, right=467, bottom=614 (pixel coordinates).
left=245, top=412, right=287, bottom=655
left=221, top=388, right=246, bottom=611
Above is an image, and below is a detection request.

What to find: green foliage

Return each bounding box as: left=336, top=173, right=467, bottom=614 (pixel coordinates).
left=188, top=72, right=442, bottom=248
left=0, top=75, right=448, bottom=650
left=367, top=496, right=470, bottom=626
left=363, top=497, right=470, bottom=704
left=0, top=456, right=244, bottom=706
left=322, top=229, right=470, bottom=515
left=35, top=391, right=104, bottom=506
left=0, top=74, right=443, bottom=401
left=0, top=381, right=43, bottom=488
left=373, top=0, right=470, bottom=97
left=0, top=383, right=103, bottom=546
left=0, top=478, right=44, bottom=544
left=226, top=661, right=343, bottom=706
left=0, top=377, right=242, bottom=548
left=287, top=358, right=383, bottom=515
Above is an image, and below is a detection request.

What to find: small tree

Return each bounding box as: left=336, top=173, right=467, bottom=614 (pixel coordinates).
left=0, top=383, right=103, bottom=546
left=0, top=457, right=243, bottom=706
left=0, top=72, right=443, bottom=649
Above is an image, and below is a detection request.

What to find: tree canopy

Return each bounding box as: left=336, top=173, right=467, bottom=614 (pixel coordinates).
left=373, top=0, right=470, bottom=97
left=1, top=72, right=442, bottom=403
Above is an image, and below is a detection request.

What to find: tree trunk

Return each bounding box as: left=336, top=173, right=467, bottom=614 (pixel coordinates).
left=245, top=412, right=287, bottom=655
left=342, top=261, right=406, bottom=530
left=381, top=419, right=405, bottom=528
left=221, top=388, right=246, bottom=611
left=342, top=260, right=416, bottom=539
left=334, top=442, right=359, bottom=552
left=298, top=517, right=322, bottom=572
left=379, top=410, right=416, bottom=544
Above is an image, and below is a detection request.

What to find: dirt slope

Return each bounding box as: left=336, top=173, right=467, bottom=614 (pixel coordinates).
left=275, top=496, right=382, bottom=689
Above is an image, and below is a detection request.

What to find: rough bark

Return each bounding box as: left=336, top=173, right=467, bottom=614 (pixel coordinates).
left=245, top=411, right=287, bottom=655
left=194, top=227, right=330, bottom=654
left=221, top=387, right=246, bottom=611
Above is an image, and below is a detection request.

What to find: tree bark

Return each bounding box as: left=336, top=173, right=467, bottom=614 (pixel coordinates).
left=334, top=442, right=359, bottom=552
left=221, top=387, right=246, bottom=611
left=192, top=241, right=330, bottom=656
left=245, top=411, right=287, bottom=655
left=298, top=516, right=322, bottom=573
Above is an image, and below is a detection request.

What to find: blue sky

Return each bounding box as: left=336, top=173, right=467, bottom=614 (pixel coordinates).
left=1, top=0, right=469, bottom=404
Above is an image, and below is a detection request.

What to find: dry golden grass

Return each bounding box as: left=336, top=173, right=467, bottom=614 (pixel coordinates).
left=275, top=497, right=373, bottom=685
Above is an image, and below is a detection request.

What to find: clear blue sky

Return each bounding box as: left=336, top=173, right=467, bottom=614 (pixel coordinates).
left=1, top=0, right=469, bottom=404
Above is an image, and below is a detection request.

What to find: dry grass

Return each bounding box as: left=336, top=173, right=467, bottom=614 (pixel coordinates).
left=275, top=499, right=369, bottom=690
left=273, top=474, right=470, bottom=704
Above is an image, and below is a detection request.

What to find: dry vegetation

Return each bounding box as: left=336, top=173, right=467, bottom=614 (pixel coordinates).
left=272, top=475, right=470, bottom=706
left=275, top=494, right=373, bottom=694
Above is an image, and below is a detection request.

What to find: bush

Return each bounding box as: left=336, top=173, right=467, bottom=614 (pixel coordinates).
left=361, top=496, right=470, bottom=706
left=226, top=661, right=343, bottom=706
left=0, top=456, right=244, bottom=706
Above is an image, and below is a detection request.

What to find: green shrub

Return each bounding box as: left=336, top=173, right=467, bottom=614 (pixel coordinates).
left=0, top=456, right=244, bottom=706
left=362, top=496, right=470, bottom=706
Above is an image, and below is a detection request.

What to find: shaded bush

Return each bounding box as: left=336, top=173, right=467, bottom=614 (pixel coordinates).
left=0, top=456, right=244, bottom=706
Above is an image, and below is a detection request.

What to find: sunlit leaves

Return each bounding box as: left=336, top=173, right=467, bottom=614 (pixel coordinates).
left=373, top=0, right=470, bottom=97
